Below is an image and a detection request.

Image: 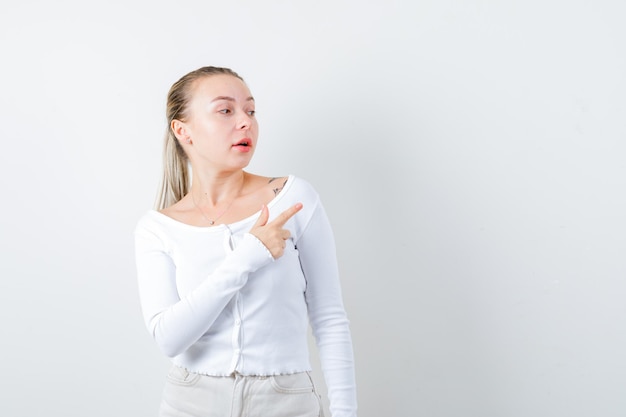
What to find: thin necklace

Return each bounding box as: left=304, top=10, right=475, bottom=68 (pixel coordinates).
left=191, top=185, right=242, bottom=226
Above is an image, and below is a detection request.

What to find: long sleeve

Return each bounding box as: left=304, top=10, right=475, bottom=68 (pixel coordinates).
left=135, top=225, right=272, bottom=358
left=297, top=202, right=357, bottom=417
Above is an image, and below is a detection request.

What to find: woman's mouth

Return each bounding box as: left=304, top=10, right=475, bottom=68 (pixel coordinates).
left=232, top=139, right=253, bottom=151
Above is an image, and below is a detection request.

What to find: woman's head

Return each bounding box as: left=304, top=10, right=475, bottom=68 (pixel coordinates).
left=157, top=66, right=251, bottom=209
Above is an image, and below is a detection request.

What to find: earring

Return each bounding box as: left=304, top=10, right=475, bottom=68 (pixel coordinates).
left=185, top=138, right=191, bottom=144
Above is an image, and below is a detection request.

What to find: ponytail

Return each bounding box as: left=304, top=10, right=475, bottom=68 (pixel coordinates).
left=156, top=129, right=189, bottom=210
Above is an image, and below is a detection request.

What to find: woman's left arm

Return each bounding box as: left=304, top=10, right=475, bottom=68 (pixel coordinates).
left=297, top=200, right=357, bottom=417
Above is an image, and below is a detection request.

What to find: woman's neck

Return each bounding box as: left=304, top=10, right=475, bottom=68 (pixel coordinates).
left=191, top=170, right=247, bottom=206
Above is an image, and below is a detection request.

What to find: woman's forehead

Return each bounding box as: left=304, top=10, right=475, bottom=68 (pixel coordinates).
left=192, top=74, right=251, bottom=100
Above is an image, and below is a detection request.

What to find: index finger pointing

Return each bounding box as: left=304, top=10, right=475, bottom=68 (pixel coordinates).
left=270, top=203, right=303, bottom=227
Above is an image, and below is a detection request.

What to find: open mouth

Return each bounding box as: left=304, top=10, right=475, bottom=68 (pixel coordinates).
left=234, top=140, right=251, bottom=147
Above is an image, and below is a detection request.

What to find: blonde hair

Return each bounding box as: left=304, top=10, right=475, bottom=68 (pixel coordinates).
left=156, top=66, right=244, bottom=210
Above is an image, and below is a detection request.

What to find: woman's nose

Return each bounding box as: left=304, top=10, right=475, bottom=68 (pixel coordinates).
left=237, top=114, right=251, bottom=129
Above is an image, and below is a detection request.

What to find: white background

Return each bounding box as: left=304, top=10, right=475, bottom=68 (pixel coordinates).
left=1, top=1, right=625, bottom=416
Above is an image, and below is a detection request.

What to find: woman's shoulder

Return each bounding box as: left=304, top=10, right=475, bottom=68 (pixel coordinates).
left=269, top=175, right=322, bottom=218
left=285, top=175, right=319, bottom=198
left=245, top=173, right=318, bottom=201
left=255, top=174, right=317, bottom=200
left=135, top=204, right=195, bottom=234
left=135, top=209, right=169, bottom=234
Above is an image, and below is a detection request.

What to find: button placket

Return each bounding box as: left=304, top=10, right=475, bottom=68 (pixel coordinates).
left=230, top=292, right=244, bottom=371
left=223, top=226, right=245, bottom=373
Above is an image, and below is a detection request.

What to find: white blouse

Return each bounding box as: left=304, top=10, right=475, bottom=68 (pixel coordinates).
left=134, top=175, right=357, bottom=417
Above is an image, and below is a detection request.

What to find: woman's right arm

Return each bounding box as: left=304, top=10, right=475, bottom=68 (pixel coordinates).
left=134, top=204, right=301, bottom=358
left=134, top=227, right=272, bottom=357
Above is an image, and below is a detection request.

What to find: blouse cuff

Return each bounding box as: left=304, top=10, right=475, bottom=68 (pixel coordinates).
left=239, top=233, right=275, bottom=266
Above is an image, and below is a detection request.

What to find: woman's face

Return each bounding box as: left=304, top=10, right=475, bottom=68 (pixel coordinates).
left=181, top=74, right=258, bottom=170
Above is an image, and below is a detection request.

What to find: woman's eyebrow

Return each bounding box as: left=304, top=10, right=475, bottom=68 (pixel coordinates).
left=211, top=96, right=255, bottom=102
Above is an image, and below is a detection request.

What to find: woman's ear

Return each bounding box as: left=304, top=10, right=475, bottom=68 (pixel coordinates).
left=171, top=119, right=191, bottom=143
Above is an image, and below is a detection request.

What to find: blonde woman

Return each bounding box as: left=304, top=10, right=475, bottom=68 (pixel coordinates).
left=134, top=67, right=357, bottom=417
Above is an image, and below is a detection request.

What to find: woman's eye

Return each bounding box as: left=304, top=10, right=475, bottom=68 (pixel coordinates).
left=219, top=109, right=231, bottom=114
left=247, top=110, right=256, bottom=116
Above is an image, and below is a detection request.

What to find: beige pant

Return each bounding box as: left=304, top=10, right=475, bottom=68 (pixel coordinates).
left=159, top=366, right=324, bottom=417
